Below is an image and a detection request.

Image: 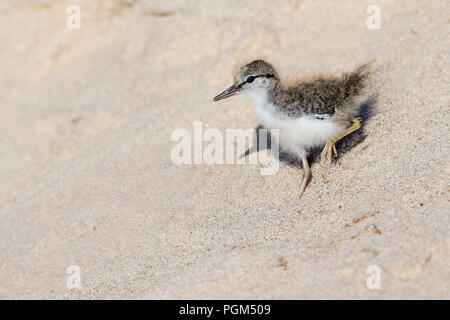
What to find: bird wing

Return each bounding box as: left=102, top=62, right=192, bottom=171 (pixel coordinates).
left=281, top=63, right=371, bottom=119
left=283, top=80, right=340, bottom=117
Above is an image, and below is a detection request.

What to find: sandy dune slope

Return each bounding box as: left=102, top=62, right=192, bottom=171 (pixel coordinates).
left=0, top=0, right=448, bottom=299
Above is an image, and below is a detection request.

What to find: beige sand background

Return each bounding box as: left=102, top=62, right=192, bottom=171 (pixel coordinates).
left=0, top=0, right=448, bottom=299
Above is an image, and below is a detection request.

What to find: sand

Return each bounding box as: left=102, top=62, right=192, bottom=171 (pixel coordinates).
left=0, top=0, right=448, bottom=299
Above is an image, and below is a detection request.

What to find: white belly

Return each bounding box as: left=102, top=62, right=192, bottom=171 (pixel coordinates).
left=253, top=101, right=343, bottom=157
left=277, top=116, right=342, bottom=153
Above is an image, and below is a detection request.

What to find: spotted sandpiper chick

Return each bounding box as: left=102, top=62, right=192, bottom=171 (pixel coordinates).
left=213, top=59, right=372, bottom=199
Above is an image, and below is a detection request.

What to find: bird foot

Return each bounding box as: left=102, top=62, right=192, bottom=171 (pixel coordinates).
left=321, top=142, right=337, bottom=165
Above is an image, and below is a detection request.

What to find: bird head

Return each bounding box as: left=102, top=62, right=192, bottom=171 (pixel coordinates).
left=213, top=60, right=279, bottom=102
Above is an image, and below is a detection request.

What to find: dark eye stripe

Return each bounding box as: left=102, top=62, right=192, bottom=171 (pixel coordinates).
left=240, top=74, right=274, bottom=87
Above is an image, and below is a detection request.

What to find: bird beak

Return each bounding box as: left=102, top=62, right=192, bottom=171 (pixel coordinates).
left=213, top=85, right=238, bottom=101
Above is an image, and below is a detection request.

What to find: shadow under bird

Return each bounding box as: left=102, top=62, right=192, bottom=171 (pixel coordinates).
left=213, top=59, right=373, bottom=199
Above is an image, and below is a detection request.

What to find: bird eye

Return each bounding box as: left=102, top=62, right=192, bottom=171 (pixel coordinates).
left=246, top=76, right=255, bottom=83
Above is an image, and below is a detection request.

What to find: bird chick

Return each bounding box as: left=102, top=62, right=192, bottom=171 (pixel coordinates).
left=213, top=59, right=372, bottom=198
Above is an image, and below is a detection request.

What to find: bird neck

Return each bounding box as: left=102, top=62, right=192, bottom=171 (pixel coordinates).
left=245, top=81, right=283, bottom=105
left=247, top=81, right=284, bottom=121
left=267, top=81, right=284, bottom=105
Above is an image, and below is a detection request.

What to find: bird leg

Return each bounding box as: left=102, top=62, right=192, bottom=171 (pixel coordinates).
left=321, top=117, right=362, bottom=165
left=297, top=155, right=310, bottom=199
